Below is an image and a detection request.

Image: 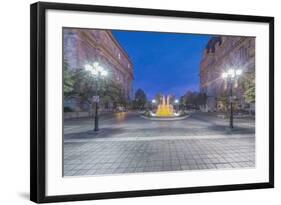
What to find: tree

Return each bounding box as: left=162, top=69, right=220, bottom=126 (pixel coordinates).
left=184, top=91, right=197, bottom=108
left=186, top=91, right=195, bottom=105
left=72, top=68, right=97, bottom=104
left=63, top=61, right=75, bottom=98
left=179, top=95, right=187, bottom=110
left=154, top=93, right=163, bottom=104
left=217, top=89, right=228, bottom=112
left=179, top=91, right=207, bottom=109
left=133, top=89, right=147, bottom=110
left=65, top=68, right=129, bottom=110
left=242, top=72, right=255, bottom=104
left=196, top=92, right=207, bottom=106
left=100, top=79, right=128, bottom=108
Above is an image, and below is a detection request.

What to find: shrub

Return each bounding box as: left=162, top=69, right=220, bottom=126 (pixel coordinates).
left=144, top=110, right=151, bottom=117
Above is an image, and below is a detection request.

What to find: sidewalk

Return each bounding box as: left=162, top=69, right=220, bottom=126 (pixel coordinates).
left=64, top=135, right=255, bottom=176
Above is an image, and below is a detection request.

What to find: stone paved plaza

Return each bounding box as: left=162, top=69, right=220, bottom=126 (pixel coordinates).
left=64, top=112, right=255, bottom=176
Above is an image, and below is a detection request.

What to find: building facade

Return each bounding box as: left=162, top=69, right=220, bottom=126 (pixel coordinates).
left=63, top=28, right=134, bottom=111
left=200, top=36, right=255, bottom=112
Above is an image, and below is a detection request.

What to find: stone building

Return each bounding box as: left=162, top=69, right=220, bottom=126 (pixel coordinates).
left=200, top=36, right=255, bottom=112
left=63, top=28, right=134, bottom=111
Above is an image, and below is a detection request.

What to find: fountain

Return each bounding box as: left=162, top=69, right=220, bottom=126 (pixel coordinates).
left=156, top=95, right=174, bottom=117
left=141, top=95, right=189, bottom=121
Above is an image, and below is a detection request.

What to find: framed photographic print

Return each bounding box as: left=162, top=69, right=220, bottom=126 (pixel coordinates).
left=30, top=1, right=274, bottom=203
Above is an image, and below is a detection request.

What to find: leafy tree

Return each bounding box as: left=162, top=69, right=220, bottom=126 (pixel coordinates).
left=133, top=89, right=147, bottom=110
left=71, top=69, right=97, bottom=104
left=217, top=89, right=228, bottom=112
left=242, top=72, right=255, bottom=104
left=179, top=95, right=187, bottom=109
left=185, top=91, right=197, bottom=106
left=196, top=93, right=207, bottom=106
left=179, top=91, right=207, bottom=109
left=100, top=79, right=128, bottom=108
left=65, top=68, right=129, bottom=109
left=63, top=61, right=75, bottom=98
left=145, top=101, right=153, bottom=110
left=154, top=93, right=163, bottom=104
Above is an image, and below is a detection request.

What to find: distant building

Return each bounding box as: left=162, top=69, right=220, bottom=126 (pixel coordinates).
left=200, top=36, right=255, bottom=112
left=63, top=28, right=134, bottom=111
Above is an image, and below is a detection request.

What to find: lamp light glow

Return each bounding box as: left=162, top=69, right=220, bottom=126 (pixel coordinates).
left=93, top=62, right=99, bottom=68
left=228, top=69, right=235, bottom=78
left=222, top=72, right=228, bottom=78
left=96, top=66, right=103, bottom=73
left=236, top=69, right=242, bottom=75
left=85, top=64, right=92, bottom=72
left=101, top=70, right=108, bottom=76
left=85, top=62, right=108, bottom=77
left=91, top=69, right=98, bottom=76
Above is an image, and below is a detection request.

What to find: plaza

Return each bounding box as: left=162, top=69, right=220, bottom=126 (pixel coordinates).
left=63, top=30, right=256, bottom=177
left=64, top=112, right=255, bottom=176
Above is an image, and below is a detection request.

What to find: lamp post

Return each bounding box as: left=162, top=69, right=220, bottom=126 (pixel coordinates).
left=222, top=69, right=242, bottom=129
left=85, top=62, right=108, bottom=132
left=152, top=99, right=157, bottom=111
left=174, top=99, right=179, bottom=112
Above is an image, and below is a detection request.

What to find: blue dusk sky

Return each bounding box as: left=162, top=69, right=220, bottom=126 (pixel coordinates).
left=112, top=30, right=212, bottom=100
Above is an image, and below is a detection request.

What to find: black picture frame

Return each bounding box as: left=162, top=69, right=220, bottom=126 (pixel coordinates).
left=30, top=1, right=274, bottom=203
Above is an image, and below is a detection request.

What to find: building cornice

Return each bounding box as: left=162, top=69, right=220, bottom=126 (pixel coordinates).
left=201, top=37, right=250, bottom=71
left=81, top=31, right=134, bottom=79
left=107, top=31, right=133, bottom=66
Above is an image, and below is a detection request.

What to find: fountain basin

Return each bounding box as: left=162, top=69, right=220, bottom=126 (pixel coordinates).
left=142, top=95, right=189, bottom=120
left=140, top=114, right=189, bottom=121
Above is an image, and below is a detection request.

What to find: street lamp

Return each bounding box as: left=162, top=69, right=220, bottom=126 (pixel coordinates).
left=152, top=99, right=157, bottom=111
left=174, top=99, right=179, bottom=112
left=85, top=61, right=108, bottom=132
left=221, top=69, right=242, bottom=129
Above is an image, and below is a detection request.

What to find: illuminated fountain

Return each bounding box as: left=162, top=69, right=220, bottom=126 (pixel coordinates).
left=141, top=95, right=189, bottom=120
left=156, top=95, right=174, bottom=117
